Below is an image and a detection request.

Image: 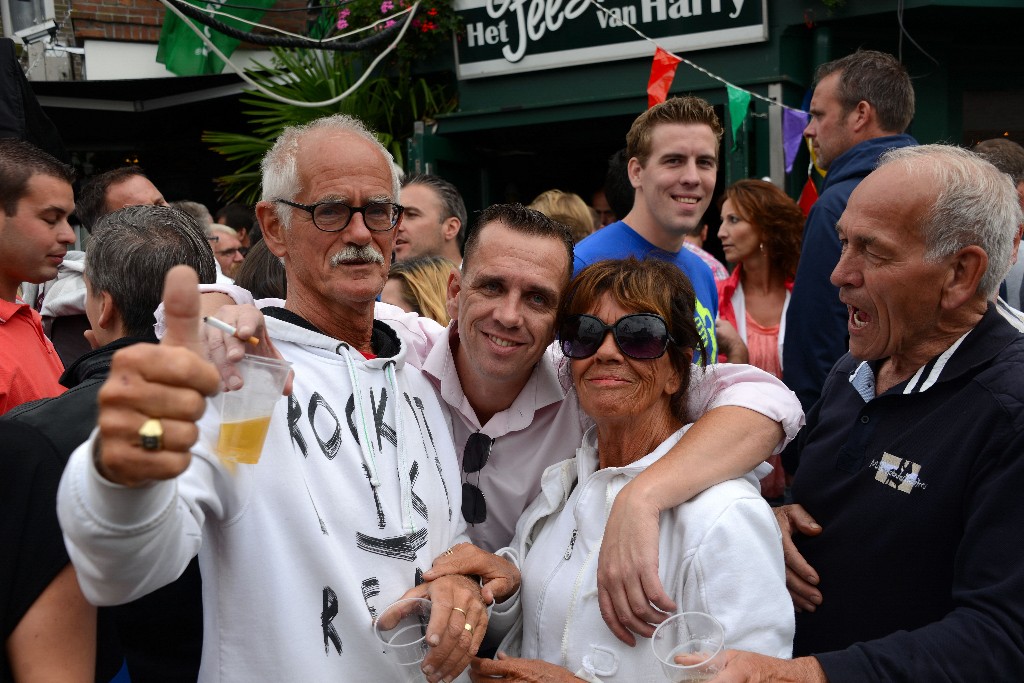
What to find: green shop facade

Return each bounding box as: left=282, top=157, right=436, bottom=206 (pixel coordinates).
left=407, top=0, right=1024, bottom=222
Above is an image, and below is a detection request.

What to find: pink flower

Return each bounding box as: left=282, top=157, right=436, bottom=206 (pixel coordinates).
left=380, top=0, right=394, bottom=12
left=336, top=18, right=348, bottom=28
left=384, top=19, right=396, bottom=27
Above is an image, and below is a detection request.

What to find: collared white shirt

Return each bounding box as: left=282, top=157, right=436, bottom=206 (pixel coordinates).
left=422, top=336, right=586, bottom=552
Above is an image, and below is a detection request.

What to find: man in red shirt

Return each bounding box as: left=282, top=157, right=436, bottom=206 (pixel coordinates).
left=0, top=138, right=76, bottom=413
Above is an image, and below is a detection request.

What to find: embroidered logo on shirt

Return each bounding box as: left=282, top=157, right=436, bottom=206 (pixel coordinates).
left=871, top=452, right=927, bottom=493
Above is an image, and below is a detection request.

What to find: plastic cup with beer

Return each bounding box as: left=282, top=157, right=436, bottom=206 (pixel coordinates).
left=651, top=611, right=726, bottom=682
left=215, top=354, right=291, bottom=465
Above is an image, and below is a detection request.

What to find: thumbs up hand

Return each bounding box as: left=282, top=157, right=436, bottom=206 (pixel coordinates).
left=95, top=266, right=222, bottom=486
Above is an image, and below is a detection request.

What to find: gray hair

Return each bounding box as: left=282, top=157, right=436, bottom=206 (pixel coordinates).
left=878, top=144, right=1022, bottom=297
left=815, top=50, right=915, bottom=134
left=169, top=200, right=214, bottom=226
left=209, top=223, right=240, bottom=240
left=85, top=206, right=217, bottom=338
left=972, top=138, right=1024, bottom=186
left=402, top=173, right=468, bottom=242
left=260, top=114, right=400, bottom=229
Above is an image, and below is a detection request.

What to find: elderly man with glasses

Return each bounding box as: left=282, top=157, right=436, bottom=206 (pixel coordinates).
left=57, top=115, right=485, bottom=683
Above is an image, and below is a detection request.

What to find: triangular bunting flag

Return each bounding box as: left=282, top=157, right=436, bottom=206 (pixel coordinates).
left=798, top=174, right=819, bottom=216
left=647, top=48, right=683, bottom=108
left=782, top=109, right=810, bottom=173
left=727, top=85, right=751, bottom=152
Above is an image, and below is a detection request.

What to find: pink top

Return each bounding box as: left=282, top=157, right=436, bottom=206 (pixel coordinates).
left=745, top=311, right=782, bottom=379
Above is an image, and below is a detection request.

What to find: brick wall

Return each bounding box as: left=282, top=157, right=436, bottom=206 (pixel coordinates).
left=70, top=0, right=310, bottom=45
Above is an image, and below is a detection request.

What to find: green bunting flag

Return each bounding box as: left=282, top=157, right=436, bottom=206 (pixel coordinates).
left=156, top=0, right=276, bottom=77
left=726, top=84, right=751, bottom=152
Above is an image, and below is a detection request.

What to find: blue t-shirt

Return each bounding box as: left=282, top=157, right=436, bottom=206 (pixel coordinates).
left=573, top=221, right=718, bottom=363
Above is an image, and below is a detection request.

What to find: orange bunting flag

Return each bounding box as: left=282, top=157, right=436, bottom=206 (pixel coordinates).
left=647, top=47, right=683, bottom=108
left=798, top=176, right=819, bottom=216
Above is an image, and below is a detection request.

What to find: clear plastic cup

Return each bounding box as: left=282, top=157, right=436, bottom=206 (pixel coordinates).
left=651, top=611, right=726, bottom=682
left=215, top=354, right=291, bottom=464
left=374, top=598, right=432, bottom=682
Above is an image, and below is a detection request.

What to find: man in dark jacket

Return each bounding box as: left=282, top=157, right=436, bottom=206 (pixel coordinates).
left=783, top=50, right=917, bottom=412
left=717, top=146, right=1024, bottom=682
left=4, top=204, right=216, bottom=682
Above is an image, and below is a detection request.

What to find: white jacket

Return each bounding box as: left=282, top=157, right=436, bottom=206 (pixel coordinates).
left=58, top=314, right=467, bottom=681
left=487, top=428, right=794, bottom=682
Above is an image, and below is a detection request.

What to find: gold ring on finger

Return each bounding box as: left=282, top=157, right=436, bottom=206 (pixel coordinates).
left=139, top=418, right=164, bottom=451
left=464, top=623, right=473, bottom=632
left=452, top=607, right=467, bottom=616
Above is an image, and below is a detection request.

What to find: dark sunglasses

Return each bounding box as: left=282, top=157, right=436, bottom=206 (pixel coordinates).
left=559, top=313, right=677, bottom=360
left=461, top=432, right=492, bottom=525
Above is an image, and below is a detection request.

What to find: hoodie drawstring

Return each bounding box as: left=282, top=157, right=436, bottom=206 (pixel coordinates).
left=342, top=348, right=382, bottom=489
left=385, top=362, right=415, bottom=535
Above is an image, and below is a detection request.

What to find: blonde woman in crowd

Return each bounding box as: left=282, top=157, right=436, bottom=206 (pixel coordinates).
left=529, top=189, right=595, bottom=242
left=381, top=255, right=456, bottom=325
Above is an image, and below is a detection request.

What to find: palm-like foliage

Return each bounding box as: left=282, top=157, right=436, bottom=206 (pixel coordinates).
left=204, top=46, right=456, bottom=204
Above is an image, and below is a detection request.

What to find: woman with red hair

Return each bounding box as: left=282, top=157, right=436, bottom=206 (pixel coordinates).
left=717, top=179, right=803, bottom=500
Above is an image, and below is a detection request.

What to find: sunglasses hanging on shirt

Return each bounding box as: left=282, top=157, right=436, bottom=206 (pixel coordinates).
left=461, top=432, right=493, bottom=525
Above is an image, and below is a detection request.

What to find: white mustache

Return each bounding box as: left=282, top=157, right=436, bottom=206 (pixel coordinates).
left=329, top=245, right=385, bottom=266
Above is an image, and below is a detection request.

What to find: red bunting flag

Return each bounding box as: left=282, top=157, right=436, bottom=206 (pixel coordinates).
left=647, top=47, right=683, bottom=108
left=798, top=176, right=819, bottom=216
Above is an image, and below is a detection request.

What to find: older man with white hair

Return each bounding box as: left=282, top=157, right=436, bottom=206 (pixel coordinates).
left=58, top=115, right=484, bottom=683
left=716, top=144, right=1024, bottom=682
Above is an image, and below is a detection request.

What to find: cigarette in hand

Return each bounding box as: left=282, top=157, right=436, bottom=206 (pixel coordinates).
left=203, top=316, right=260, bottom=345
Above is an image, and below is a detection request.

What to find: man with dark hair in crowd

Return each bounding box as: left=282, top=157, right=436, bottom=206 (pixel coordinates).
left=602, top=148, right=634, bottom=221
left=4, top=204, right=217, bottom=681
left=396, top=173, right=467, bottom=265
left=783, top=50, right=917, bottom=413
left=26, top=165, right=173, bottom=367
left=590, top=187, right=616, bottom=227
left=0, top=137, right=75, bottom=414
left=216, top=201, right=258, bottom=247
left=75, top=166, right=168, bottom=233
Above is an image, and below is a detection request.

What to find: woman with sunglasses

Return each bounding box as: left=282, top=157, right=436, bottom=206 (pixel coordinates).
left=439, top=257, right=793, bottom=682
left=717, top=179, right=804, bottom=502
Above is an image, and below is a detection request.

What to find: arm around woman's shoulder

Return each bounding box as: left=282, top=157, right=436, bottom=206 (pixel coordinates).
left=688, top=363, right=804, bottom=447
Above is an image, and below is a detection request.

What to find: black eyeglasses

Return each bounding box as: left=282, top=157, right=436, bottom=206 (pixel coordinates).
left=274, top=198, right=403, bottom=233
left=559, top=313, right=677, bottom=360
left=461, top=432, right=492, bottom=525
left=215, top=247, right=244, bottom=257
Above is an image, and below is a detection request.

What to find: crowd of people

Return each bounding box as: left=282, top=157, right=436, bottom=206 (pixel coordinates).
left=2, top=46, right=1024, bottom=683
